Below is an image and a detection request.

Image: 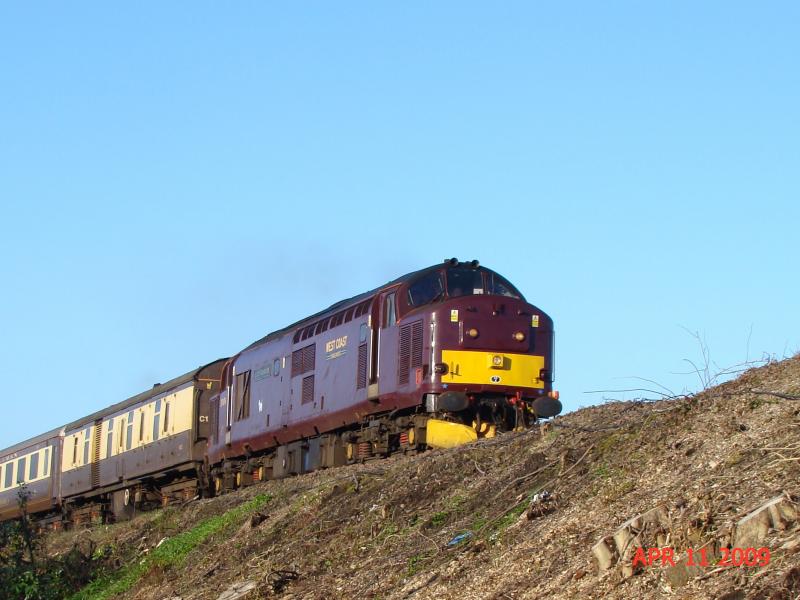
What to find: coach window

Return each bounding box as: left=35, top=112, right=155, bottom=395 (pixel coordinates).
left=153, top=400, right=162, bottom=441
left=273, top=358, right=280, bottom=375
left=16, top=457, right=26, bottom=484
left=72, top=436, right=79, bottom=464
left=29, top=452, right=39, bottom=480
left=4, top=463, right=12, bottom=488
left=43, top=448, right=50, bottom=477
left=407, top=271, right=444, bottom=307
left=83, top=426, right=91, bottom=464
left=383, top=293, right=396, bottom=327
left=163, top=402, right=170, bottom=435
left=126, top=411, right=134, bottom=450
left=106, top=418, right=114, bottom=458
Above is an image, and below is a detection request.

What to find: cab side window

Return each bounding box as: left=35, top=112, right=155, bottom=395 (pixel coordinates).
left=234, top=370, right=251, bottom=421
left=383, top=292, right=396, bottom=327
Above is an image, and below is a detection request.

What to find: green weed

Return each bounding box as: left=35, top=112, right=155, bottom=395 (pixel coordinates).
left=428, top=511, right=448, bottom=528
left=71, top=493, right=272, bottom=600
left=406, top=554, right=422, bottom=576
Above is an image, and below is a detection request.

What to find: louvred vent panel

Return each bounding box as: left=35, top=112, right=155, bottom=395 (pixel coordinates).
left=303, top=344, right=316, bottom=373
left=302, top=375, right=314, bottom=404
left=398, top=324, right=411, bottom=385
left=292, top=349, right=303, bottom=377
left=411, top=320, right=424, bottom=368
left=292, top=344, right=316, bottom=377
left=357, top=343, right=368, bottom=389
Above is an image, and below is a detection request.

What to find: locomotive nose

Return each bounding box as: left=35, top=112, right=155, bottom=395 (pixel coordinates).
left=532, top=395, right=562, bottom=418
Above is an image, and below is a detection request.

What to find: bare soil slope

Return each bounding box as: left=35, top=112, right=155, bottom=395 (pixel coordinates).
left=51, top=356, right=800, bottom=599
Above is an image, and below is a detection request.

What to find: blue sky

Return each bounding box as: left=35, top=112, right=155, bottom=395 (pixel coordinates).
left=1, top=3, right=798, bottom=446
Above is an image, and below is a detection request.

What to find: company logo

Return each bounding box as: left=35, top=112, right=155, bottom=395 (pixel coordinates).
left=325, top=335, right=348, bottom=360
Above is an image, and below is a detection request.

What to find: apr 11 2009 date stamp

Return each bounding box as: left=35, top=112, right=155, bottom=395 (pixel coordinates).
left=633, top=546, right=771, bottom=568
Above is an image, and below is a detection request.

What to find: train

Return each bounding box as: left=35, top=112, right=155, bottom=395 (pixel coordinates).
left=0, top=259, right=560, bottom=525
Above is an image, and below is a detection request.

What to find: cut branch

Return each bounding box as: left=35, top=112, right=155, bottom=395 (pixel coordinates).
left=750, top=389, right=800, bottom=401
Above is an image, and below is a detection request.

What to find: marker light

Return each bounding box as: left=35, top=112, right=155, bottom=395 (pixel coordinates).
left=467, top=328, right=479, bottom=338
left=492, top=355, right=503, bottom=366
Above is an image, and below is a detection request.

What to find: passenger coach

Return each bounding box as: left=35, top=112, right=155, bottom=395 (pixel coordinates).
left=0, top=428, right=62, bottom=523
left=59, top=360, right=225, bottom=523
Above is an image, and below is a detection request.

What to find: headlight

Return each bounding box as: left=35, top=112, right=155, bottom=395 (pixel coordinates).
left=513, top=331, right=526, bottom=342
left=467, top=328, right=479, bottom=339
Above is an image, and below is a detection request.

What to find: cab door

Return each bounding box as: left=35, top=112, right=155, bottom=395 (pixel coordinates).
left=374, top=290, right=399, bottom=396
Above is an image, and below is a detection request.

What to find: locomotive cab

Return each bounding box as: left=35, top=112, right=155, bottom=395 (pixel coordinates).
left=392, top=259, right=561, bottom=445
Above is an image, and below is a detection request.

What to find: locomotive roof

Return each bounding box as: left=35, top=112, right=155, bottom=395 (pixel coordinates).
left=63, top=358, right=227, bottom=432
left=245, top=260, right=482, bottom=350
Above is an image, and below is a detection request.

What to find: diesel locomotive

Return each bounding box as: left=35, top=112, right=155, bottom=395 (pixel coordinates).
left=0, top=259, right=560, bottom=524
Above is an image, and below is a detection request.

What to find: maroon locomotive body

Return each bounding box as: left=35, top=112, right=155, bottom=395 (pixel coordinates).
left=207, top=260, right=559, bottom=490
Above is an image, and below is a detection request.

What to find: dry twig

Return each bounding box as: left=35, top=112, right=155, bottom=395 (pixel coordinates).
left=750, top=389, right=800, bottom=401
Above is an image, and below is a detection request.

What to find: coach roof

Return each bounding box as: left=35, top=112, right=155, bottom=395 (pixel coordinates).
left=63, top=359, right=227, bottom=432
left=0, top=427, right=63, bottom=461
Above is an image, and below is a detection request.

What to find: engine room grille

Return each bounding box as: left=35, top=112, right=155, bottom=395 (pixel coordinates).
left=398, top=324, right=411, bottom=385
left=357, top=343, right=368, bottom=389
left=411, top=320, right=423, bottom=369
left=302, top=375, right=315, bottom=405
left=292, top=343, right=316, bottom=377
left=398, top=319, right=424, bottom=386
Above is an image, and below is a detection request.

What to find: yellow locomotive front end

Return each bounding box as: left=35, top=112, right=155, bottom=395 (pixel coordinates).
left=396, top=259, right=561, bottom=448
